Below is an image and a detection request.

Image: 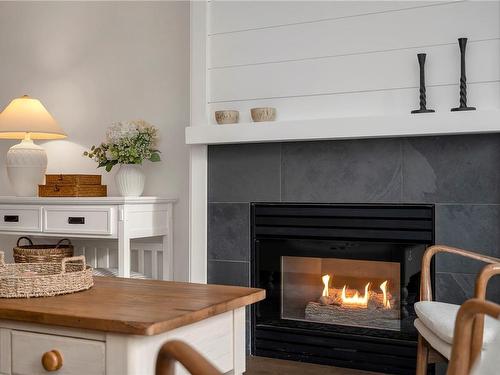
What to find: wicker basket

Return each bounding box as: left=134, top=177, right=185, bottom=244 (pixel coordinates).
left=13, top=237, right=74, bottom=264
left=0, top=252, right=93, bottom=298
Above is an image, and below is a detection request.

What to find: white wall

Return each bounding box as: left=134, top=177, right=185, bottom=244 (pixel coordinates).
left=0, top=1, right=190, bottom=281
left=207, top=1, right=500, bottom=123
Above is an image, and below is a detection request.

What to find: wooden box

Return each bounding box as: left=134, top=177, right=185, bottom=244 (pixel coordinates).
left=45, top=174, right=101, bottom=186
left=39, top=174, right=107, bottom=197
left=39, top=184, right=107, bottom=197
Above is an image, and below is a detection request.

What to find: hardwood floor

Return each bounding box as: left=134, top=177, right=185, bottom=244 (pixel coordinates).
left=246, top=356, right=382, bottom=375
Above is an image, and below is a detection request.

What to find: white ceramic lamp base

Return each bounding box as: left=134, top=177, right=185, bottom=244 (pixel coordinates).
left=6, top=139, right=47, bottom=197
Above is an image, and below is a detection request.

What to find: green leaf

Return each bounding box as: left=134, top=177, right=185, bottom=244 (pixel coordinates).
left=105, top=162, right=114, bottom=172
left=149, top=152, right=161, bottom=162
left=98, top=161, right=107, bottom=168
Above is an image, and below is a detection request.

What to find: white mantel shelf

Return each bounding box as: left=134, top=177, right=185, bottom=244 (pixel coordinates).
left=0, top=196, right=177, bottom=205
left=185, top=111, right=500, bottom=145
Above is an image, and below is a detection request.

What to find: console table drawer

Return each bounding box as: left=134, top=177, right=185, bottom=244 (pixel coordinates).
left=11, top=330, right=105, bottom=375
left=43, top=206, right=116, bottom=236
left=0, top=205, right=41, bottom=232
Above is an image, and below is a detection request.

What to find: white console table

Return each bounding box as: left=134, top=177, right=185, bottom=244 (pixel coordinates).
left=0, top=197, right=176, bottom=279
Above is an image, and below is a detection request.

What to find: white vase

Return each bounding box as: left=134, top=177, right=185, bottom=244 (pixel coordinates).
left=115, top=164, right=145, bottom=197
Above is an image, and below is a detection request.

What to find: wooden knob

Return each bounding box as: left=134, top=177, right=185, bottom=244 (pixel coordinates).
left=41, top=350, right=63, bottom=371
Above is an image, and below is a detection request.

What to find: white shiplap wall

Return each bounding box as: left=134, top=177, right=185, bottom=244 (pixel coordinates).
left=207, top=1, right=500, bottom=124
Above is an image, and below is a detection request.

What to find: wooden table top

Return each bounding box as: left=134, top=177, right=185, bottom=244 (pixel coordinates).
left=0, top=277, right=265, bottom=336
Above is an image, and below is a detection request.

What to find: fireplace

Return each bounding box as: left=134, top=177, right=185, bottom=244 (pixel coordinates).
left=284, top=256, right=400, bottom=332
left=251, top=203, right=435, bottom=374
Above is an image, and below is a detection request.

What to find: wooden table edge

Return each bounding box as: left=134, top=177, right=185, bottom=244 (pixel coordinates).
left=145, top=288, right=266, bottom=335
left=0, top=288, right=266, bottom=336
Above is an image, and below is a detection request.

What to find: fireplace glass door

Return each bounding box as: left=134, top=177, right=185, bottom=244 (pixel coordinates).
left=281, top=256, right=401, bottom=331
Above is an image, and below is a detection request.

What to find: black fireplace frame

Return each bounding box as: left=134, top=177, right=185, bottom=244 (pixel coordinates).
left=250, top=203, right=435, bottom=375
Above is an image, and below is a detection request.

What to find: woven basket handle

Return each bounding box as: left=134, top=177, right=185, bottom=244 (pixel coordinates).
left=16, top=236, right=33, bottom=247
left=61, top=255, right=86, bottom=273
left=0, top=251, right=4, bottom=267
left=55, top=238, right=72, bottom=249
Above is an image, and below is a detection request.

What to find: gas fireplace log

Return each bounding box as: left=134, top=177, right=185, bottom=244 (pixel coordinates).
left=305, top=302, right=400, bottom=331
left=306, top=287, right=399, bottom=331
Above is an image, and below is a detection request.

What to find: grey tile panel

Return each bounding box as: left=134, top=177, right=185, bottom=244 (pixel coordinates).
left=282, top=139, right=402, bottom=203
left=436, top=272, right=500, bottom=304
left=208, top=143, right=281, bottom=203
left=435, top=204, right=500, bottom=273
left=207, top=260, right=250, bottom=287
left=403, top=134, right=500, bottom=204
left=208, top=203, right=250, bottom=261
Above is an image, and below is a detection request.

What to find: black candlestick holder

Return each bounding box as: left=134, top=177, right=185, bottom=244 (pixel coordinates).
left=451, top=38, right=476, bottom=111
left=411, top=53, right=434, bottom=114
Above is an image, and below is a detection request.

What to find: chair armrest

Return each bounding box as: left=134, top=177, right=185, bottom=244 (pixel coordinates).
left=155, top=340, right=222, bottom=375
left=447, top=299, right=500, bottom=375
left=475, top=263, right=500, bottom=299
left=469, top=263, right=500, bottom=365
left=420, top=245, right=500, bottom=301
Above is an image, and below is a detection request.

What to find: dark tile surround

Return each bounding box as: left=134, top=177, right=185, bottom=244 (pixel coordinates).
left=208, top=134, right=500, bottom=305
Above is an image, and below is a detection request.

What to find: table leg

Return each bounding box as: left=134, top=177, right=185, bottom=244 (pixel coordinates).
left=232, top=307, right=246, bottom=375
left=118, top=226, right=131, bottom=278
left=162, top=206, right=174, bottom=280
left=162, top=235, right=173, bottom=281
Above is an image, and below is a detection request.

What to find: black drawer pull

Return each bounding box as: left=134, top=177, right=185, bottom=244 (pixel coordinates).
left=68, top=217, right=85, bottom=225
left=4, top=215, right=19, bottom=223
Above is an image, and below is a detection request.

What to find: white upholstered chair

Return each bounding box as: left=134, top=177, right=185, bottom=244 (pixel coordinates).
left=414, top=245, right=500, bottom=375
left=447, top=298, right=500, bottom=375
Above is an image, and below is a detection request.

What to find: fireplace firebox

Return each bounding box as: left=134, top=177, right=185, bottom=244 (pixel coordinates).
left=251, top=203, right=435, bottom=374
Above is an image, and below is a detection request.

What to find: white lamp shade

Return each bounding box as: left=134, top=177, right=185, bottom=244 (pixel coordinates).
left=0, top=95, right=66, bottom=139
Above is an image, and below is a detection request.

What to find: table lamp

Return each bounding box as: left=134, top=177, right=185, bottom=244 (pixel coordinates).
left=0, top=95, right=66, bottom=196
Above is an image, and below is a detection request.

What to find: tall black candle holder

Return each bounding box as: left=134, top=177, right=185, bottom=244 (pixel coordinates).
left=451, top=37, right=476, bottom=111
left=411, top=53, right=434, bottom=114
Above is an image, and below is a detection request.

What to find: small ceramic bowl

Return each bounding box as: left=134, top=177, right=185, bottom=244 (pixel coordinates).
left=215, top=110, right=239, bottom=125
left=251, top=107, right=276, bottom=122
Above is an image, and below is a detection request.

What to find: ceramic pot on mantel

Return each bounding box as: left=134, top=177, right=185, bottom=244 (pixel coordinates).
left=115, top=164, right=145, bottom=197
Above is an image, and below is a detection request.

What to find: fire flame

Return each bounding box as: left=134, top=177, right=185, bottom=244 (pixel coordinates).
left=380, top=280, right=391, bottom=309
left=321, top=274, right=392, bottom=309
left=341, top=283, right=370, bottom=307
left=322, top=274, right=330, bottom=297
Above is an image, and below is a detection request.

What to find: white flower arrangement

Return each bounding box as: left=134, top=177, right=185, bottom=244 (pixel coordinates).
left=84, top=120, right=160, bottom=172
